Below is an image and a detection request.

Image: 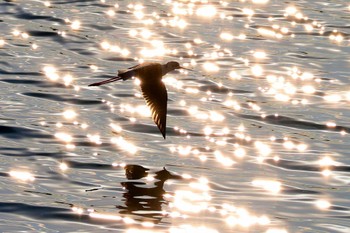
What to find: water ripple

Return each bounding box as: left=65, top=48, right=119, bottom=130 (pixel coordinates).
left=235, top=114, right=350, bottom=133
left=22, top=92, right=101, bottom=105
left=1, top=0, right=350, bottom=232
left=0, top=125, right=50, bottom=139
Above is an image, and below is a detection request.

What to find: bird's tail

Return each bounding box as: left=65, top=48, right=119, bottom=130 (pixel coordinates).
left=88, top=76, right=123, bottom=86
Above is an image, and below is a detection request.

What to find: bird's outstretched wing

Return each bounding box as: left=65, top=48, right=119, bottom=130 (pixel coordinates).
left=140, top=81, right=168, bottom=139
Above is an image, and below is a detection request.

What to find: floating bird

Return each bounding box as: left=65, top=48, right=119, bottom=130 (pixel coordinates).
left=89, top=61, right=191, bottom=139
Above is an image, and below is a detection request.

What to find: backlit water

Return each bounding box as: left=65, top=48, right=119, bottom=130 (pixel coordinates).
left=0, top=0, right=350, bottom=232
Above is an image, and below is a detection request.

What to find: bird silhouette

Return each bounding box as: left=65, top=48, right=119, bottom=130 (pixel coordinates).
left=89, top=61, right=191, bottom=139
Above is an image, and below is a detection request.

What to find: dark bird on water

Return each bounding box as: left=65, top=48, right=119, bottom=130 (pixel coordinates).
left=89, top=61, right=191, bottom=139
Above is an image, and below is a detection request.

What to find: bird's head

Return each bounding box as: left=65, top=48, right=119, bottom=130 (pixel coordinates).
left=163, top=61, right=192, bottom=75
left=165, top=61, right=181, bottom=71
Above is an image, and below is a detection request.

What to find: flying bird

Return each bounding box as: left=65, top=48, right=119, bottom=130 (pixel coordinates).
left=89, top=61, right=191, bottom=139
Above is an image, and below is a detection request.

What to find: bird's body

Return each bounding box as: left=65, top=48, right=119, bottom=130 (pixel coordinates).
left=118, top=62, right=162, bottom=81
left=89, top=61, right=189, bottom=139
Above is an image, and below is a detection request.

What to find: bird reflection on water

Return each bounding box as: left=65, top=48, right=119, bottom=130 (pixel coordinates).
left=118, top=164, right=182, bottom=223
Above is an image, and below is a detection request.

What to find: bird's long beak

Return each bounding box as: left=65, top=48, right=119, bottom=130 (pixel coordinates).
left=88, top=76, right=123, bottom=86
left=180, top=66, right=193, bottom=71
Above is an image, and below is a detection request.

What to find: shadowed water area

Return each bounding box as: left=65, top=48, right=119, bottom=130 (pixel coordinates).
left=0, top=0, right=350, bottom=232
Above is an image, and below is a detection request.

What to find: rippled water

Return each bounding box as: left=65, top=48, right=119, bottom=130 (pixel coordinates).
left=1, top=0, right=350, bottom=232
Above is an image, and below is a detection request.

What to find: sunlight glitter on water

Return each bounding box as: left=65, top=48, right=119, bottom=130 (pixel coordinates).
left=9, top=171, right=35, bottom=182
left=234, top=147, right=246, bottom=158
left=196, top=5, right=217, bottom=18
left=89, top=212, right=122, bottom=221
left=220, top=32, right=234, bottom=41
left=203, top=62, right=219, bottom=72
left=214, top=150, right=236, bottom=166
left=266, top=229, right=288, bottom=233
left=170, top=225, right=219, bottom=233
left=318, top=156, right=337, bottom=167
left=120, top=104, right=152, bottom=117
left=253, top=51, right=267, bottom=59
left=70, top=20, right=81, bottom=30
left=63, top=109, right=77, bottom=120
left=126, top=229, right=158, bottom=233
left=0, top=39, right=5, bottom=47
left=43, top=66, right=59, bottom=81
left=59, top=162, right=68, bottom=171
left=110, top=123, right=122, bottom=133
left=170, top=190, right=210, bottom=213
left=1, top=0, right=350, bottom=232
left=111, top=136, right=138, bottom=154
left=252, top=0, right=270, bottom=4
left=71, top=206, right=84, bottom=215
left=54, top=132, right=73, bottom=143
left=315, top=199, right=331, bottom=210
left=254, top=141, right=272, bottom=157
left=252, top=179, right=282, bottom=194
left=87, top=134, right=102, bottom=145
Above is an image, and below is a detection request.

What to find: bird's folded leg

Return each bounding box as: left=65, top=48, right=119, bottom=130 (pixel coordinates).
left=88, top=76, right=123, bottom=86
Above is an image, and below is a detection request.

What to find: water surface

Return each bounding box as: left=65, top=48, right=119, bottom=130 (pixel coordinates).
left=0, top=0, right=350, bottom=232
